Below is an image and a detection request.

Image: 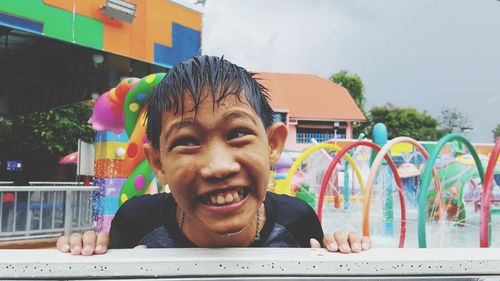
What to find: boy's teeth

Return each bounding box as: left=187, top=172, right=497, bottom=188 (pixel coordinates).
left=217, top=195, right=226, bottom=205
left=225, top=193, right=234, bottom=203
left=205, top=190, right=246, bottom=206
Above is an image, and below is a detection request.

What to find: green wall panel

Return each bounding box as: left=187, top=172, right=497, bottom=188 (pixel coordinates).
left=74, top=15, right=103, bottom=49
left=0, top=0, right=103, bottom=49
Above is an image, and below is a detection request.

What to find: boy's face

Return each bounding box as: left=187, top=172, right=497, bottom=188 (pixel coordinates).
left=145, top=92, right=287, bottom=239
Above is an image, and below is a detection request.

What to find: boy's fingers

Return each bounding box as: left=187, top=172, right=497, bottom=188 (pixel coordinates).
left=347, top=232, right=361, bottom=253
left=334, top=231, right=350, bottom=253
left=56, top=236, right=70, bottom=253
left=95, top=232, right=110, bottom=254
left=361, top=236, right=372, bottom=251
left=81, top=231, right=97, bottom=256
left=69, top=233, right=83, bottom=255
left=309, top=238, right=321, bottom=248
left=322, top=233, right=338, bottom=252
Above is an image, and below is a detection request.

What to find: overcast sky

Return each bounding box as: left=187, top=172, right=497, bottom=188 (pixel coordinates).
left=198, top=0, right=500, bottom=143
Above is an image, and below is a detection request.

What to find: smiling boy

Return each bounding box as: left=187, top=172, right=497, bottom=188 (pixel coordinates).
left=57, top=55, right=370, bottom=254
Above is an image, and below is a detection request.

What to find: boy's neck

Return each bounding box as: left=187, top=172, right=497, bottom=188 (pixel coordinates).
left=178, top=206, right=266, bottom=247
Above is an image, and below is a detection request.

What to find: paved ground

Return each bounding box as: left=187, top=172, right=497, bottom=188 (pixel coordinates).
left=0, top=237, right=58, bottom=249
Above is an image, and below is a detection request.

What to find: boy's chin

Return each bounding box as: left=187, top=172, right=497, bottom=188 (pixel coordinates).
left=210, top=222, right=247, bottom=236
left=214, top=228, right=245, bottom=238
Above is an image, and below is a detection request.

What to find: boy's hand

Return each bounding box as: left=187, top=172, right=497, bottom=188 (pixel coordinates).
left=56, top=231, right=109, bottom=256
left=310, top=231, right=371, bottom=253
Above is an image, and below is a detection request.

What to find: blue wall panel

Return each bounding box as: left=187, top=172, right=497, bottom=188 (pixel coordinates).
left=154, top=22, right=201, bottom=68
left=0, top=12, right=43, bottom=34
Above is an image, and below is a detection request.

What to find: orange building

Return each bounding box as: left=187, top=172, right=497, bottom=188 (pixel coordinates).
left=256, top=72, right=366, bottom=150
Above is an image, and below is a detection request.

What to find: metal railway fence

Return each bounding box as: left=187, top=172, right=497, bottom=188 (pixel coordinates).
left=0, top=185, right=98, bottom=241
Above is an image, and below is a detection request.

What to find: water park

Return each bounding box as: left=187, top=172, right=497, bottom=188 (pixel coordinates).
left=1, top=0, right=500, bottom=280
left=86, top=73, right=500, bottom=250
left=1, top=71, right=500, bottom=280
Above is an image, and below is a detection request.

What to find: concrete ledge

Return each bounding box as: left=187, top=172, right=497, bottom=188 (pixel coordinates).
left=0, top=248, right=499, bottom=280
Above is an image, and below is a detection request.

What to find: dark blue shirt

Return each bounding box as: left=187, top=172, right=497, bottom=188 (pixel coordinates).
left=109, top=192, right=324, bottom=248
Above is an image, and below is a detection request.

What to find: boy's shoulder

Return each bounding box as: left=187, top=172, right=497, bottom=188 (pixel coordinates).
left=265, top=192, right=310, bottom=207
left=263, top=192, right=323, bottom=247
left=112, top=192, right=176, bottom=230
left=117, top=193, right=172, bottom=217
left=109, top=193, right=174, bottom=248
left=123, top=192, right=172, bottom=207
left=265, top=192, right=317, bottom=223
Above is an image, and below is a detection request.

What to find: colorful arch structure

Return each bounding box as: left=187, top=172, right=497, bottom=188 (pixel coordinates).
left=418, top=134, right=485, bottom=248
left=283, top=143, right=364, bottom=197
left=479, top=137, right=500, bottom=247
left=317, top=140, right=407, bottom=248
left=362, top=137, right=443, bottom=247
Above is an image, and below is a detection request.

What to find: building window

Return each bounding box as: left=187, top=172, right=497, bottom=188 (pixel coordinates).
left=296, top=127, right=346, bottom=143
left=273, top=113, right=287, bottom=123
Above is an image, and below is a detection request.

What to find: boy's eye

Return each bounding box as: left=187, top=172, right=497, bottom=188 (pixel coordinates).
left=228, top=128, right=253, bottom=140
left=171, top=137, right=200, bottom=148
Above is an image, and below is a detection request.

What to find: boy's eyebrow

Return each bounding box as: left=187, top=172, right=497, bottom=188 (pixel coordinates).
left=222, top=110, right=258, bottom=126
left=164, top=119, right=203, bottom=138
left=163, top=110, right=259, bottom=139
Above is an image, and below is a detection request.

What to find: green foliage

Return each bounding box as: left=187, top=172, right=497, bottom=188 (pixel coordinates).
left=438, top=107, right=472, bottom=134
left=329, top=70, right=367, bottom=137
left=493, top=124, right=500, bottom=142
left=5, top=102, right=94, bottom=157
left=329, top=70, right=366, bottom=112
left=365, top=103, right=444, bottom=141
left=0, top=115, right=12, bottom=144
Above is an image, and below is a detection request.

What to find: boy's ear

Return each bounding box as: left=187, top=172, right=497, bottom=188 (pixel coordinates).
left=144, top=143, right=168, bottom=185
left=267, top=122, right=288, bottom=166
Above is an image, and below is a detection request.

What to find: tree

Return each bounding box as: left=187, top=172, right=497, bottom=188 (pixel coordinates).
left=437, top=107, right=472, bottom=135
left=329, top=70, right=366, bottom=113
left=329, top=70, right=367, bottom=137
left=365, top=103, right=444, bottom=141
left=493, top=124, right=500, bottom=142
left=0, top=115, right=12, bottom=144
left=5, top=101, right=94, bottom=157
left=0, top=102, right=94, bottom=181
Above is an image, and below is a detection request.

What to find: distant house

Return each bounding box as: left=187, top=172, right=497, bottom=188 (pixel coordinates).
left=256, top=72, right=366, bottom=150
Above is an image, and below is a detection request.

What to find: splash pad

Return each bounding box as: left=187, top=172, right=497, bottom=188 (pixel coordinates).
left=87, top=74, right=500, bottom=248
left=275, top=132, right=500, bottom=248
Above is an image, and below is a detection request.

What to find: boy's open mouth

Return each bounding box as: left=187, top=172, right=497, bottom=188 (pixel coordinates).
left=198, top=187, right=249, bottom=206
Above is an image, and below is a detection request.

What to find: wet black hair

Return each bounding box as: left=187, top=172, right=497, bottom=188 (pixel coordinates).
left=146, top=55, right=275, bottom=149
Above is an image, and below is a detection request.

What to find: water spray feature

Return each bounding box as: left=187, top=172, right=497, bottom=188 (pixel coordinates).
left=278, top=130, right=500, bottom=248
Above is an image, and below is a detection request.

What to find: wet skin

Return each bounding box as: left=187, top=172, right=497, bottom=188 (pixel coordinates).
left=144, top=94, right=287, bottom=247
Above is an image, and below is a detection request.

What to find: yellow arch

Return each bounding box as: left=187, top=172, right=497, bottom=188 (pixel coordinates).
left=283, top=143, right=365, bottom=196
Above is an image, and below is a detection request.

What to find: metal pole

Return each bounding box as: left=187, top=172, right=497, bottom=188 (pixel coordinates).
left=26, top=192, right=31, bottom=232
left=39, top=191, right=44, bottom=230
left=0, top=192, right=3, bottom=232
left=12, top=192, right=17, bottom=232
left=78, top=191, right=83, bottom=228
left=51, top=191, right=56, bottom=229
left=64, top=191, right=73, bottom=236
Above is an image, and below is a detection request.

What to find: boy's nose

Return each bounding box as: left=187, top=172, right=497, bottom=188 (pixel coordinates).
left=199, top=144, right=240, bottom=180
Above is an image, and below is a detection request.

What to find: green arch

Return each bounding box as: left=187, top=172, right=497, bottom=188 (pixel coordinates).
left=418, top=134, right=485, bottom=247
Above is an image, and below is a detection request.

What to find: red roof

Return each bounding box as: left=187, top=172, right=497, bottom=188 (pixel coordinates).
left=255, top=72, right=366, bottom=122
